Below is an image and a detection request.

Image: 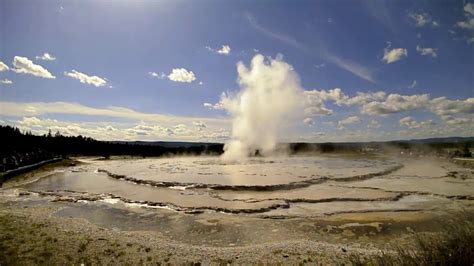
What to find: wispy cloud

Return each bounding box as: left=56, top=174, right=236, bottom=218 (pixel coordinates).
left=364, top=0, right=394, bottom=30
left=314, top=63, right=325, bottom=69
left=323, top=53, right=375, bottom=82
left=244, top=11, right=375, bottom=83
left=148, top=71, right=166, bottom=79
left=0, top=101, right=228, bottom=126
left=244, top=12, right=307, bottom=52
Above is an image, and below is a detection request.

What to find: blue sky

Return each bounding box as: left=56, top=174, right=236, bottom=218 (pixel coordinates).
left=0, top=0, right=473, bottom=142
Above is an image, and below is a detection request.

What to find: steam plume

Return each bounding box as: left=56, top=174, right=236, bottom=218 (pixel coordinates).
left=220, top=54, right=304, bottom=161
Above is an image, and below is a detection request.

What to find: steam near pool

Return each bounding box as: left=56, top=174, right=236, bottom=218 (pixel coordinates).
left=220, top=54, right=304, bottom=161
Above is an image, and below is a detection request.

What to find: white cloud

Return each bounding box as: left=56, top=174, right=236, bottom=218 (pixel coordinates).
left=105, top=125, right=116, bottom=131
left=168, top=68, right=196, bottom=83
left=303, top=117, right=315, bottom=126
left=409, top=12, right=429, bottom=26
left=260, top=86, right=473, bottom=124
left=361, top=94, right=430, bottom=115
left=395, top=121, right=472, bottom=140
left=0, top=61, right=9, bottom=72
left=203, top=100, right=225, bottom=110
left=465, top=3, right=474, bottom=16
left=218, top=45, right=231, bottom=55
left=206, top=45, right=231, bottom=55
left=429, top=97, right=474, bottom=116
left=303, top=89, right=340, bottom=116
left=367, top=120, right=381, bottom=129
left=457, top=4, right=474, bottom=30
left=337, top=116, right=361, bottom=129
left=25, top=106, right=37, bottom=113
left=6, top=86, right=471, bottom=142
left=148, top=71, right=166, bottom=79
left=416, top=45, right=437, bottom=57
left=382, top=46, right=408, bottom=64
left=408, top=12, right=437, bottom=27
left=302, top=89, right=387, bottom=117
left=457, top=18, right=474, bottom=29
left=2, top=101, right=231, bottom=142
left=339, top=91, right=387, bottom=106
left=126, top=123, right=186, bottom=138
left=192, top=121, right=207, bottom=130
left=303, top=105, right=333, bottom=116
left=11, top=56, right=55, bottom=79
left=13, top=117, right=209, bottom=141
left=467, top=37, right=474, bottom=44
left=36, top=53, right=56, bottom=61
left=304, top=89, right=462, bottom=120
left=408, top=80, right=417, bottom=89
left=441, top=115, right=473, bottom=126
left=399, top=116, right=435, bottom=129
left=19, top=116, right=42, bottom=126
left=173, top=124, right=187, bottom=134
left=150, top=69, right=198, bottom=83
left=359, top=93, right=474, bottom=118
left=64, top=70, right=107, bottom=87
left=1, top=79, right=13, bottom=85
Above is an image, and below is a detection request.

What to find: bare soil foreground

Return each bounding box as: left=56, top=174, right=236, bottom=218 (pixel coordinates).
left=0, top=155, right=473, bottom=265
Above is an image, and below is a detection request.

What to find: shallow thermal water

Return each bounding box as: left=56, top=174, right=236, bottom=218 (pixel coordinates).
left=20, top=155, right=474, bottom=217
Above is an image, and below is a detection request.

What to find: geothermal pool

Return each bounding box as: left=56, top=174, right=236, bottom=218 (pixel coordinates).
left=19, top=155, right=474, bottom=217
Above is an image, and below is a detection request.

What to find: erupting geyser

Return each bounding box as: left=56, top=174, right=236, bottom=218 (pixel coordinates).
left=220, top=54, right=305, bottom=161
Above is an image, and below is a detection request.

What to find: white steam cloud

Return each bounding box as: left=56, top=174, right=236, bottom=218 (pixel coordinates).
left=220, top=54, right=304, bottom=161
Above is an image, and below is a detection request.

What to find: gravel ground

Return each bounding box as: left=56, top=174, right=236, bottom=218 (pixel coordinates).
left=0, top=201, right=370, bottom=265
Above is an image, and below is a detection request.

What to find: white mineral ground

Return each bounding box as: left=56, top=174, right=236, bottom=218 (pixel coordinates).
left=0, top=155, right=473, bottom=264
